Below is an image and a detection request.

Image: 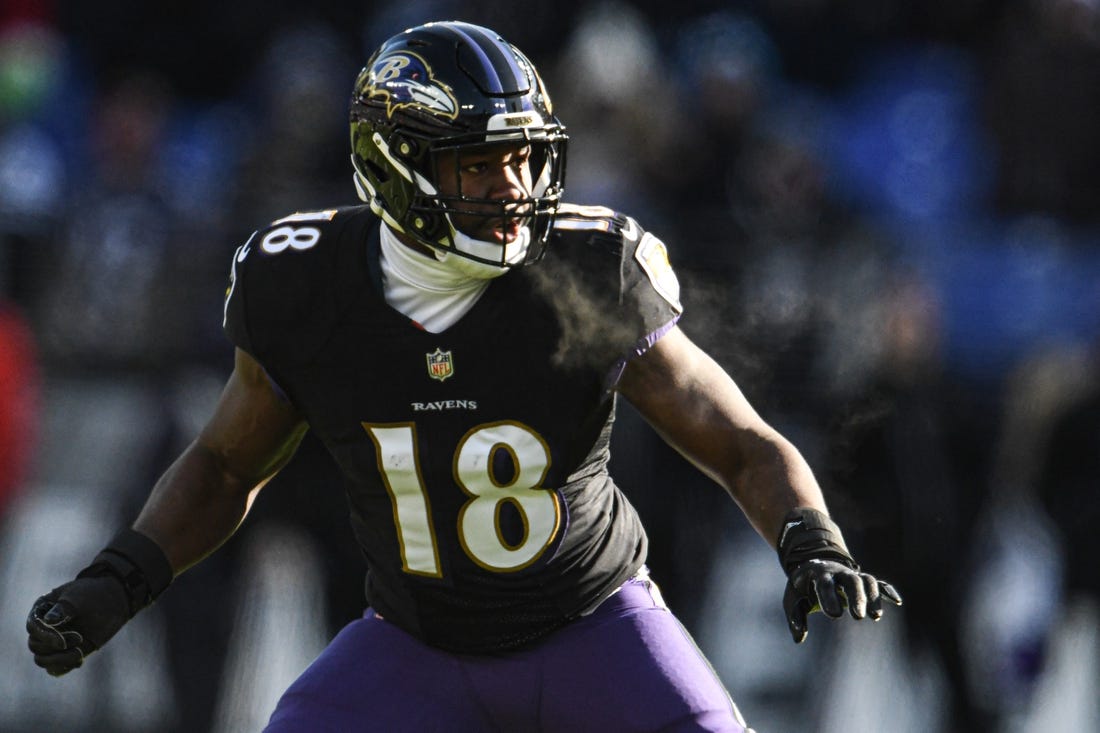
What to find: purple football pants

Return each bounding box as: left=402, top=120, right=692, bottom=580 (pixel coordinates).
left=263, top=575, right=751, bottom=732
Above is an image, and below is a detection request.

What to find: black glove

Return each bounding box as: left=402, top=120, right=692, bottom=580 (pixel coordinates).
left=27, top=528, right=173, bottom=676
left=777, top=508, right=902, bottom=644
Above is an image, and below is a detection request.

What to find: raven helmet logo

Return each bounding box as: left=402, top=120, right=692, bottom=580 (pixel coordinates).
left=426, top=348, right=455, bottom=382
left=366, top=52, right=459, bottom=120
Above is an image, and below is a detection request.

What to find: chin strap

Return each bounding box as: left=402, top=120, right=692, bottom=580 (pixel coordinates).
left=434, top=224, right=532, bottom=280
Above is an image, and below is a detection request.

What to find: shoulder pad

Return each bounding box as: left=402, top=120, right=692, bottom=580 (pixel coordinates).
left=551, top=205, right=682, bottom=314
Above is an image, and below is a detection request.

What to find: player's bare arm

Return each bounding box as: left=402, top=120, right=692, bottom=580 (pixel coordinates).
left=26, top=347, right=307, bottom=676
left=133, top=347, right=309, bottom=573
left=616, top=324, right=826, bottom=545
left=617, top=325, right=902, bottom=641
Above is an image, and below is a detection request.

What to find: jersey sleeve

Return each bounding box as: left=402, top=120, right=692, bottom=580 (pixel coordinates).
left=617, top=215, right=684, bottom=352
left=222, top=208, right=357, bottom=367
left=543, top=206, right=684, bottom=377
left=222, top=231, right=259, bottom=356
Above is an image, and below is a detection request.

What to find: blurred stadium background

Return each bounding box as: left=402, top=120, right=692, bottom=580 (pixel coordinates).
left=1, top=1, right=1098, bottom=731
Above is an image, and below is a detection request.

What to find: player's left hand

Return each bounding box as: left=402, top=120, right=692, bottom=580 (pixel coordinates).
left=782, top=558, right=902, bottom=643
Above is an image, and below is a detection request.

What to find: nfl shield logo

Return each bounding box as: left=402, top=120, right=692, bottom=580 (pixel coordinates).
left=426, top=348, right=454, bottom=382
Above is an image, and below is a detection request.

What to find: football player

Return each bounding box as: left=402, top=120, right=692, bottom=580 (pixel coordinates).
left=26, top=21, right=900, bottom=732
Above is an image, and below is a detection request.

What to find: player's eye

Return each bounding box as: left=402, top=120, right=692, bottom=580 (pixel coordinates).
left=511, top=148, right=532, bottom=168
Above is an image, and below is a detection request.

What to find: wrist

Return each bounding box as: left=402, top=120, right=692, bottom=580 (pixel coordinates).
left=77, top=528, right=174, bottom=616
left=776, top=507, right=857, bottom=576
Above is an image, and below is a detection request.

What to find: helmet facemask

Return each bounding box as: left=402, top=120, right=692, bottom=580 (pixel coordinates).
left=353, top=122, right=566, bottom=273
left=424, top=130, right=565, bottom=265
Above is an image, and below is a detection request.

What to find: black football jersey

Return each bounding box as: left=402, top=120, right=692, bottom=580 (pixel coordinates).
left=223, top=204, right=684, bottom=653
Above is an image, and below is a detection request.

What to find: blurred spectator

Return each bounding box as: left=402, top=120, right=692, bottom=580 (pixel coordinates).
left=231, top=22, right=356, bottom=230
left=821, top=271, right=992, bottom=732
left=671, top=9, right=782, bottom=225
left=984, top=0, right=1100, bottom=224
left=0, top=18, right=68, bottom=306
left=958, top=345, right=1094, bottom=729
left=1035, top=346, right=1100, bottom=607
left=823, top=43, right=996, bottom=228
left=549, top=1, right=686, bottom=223
left=31, top=71, right=191, bottom=371
left=0, top=300, right=37, bottom=518
left=1025, top=341, right=1100, bottom=731
left=51, top=0, right=363, bottom=100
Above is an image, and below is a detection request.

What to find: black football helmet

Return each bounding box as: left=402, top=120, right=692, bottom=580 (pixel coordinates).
left=350, top=21, right=568, bottom=269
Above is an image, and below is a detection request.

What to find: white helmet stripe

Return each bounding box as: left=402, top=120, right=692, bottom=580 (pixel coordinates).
left=372, top=132, right=414, bottom=183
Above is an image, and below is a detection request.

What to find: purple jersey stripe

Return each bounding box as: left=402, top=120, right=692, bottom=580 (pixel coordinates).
left=603, top=315, right=682, bottom=393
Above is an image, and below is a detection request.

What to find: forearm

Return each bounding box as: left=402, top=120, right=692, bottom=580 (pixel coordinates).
left=725, top=427, right=829, bottom=548
left=132, top=440, right=266, bottom=574
left=647, top=395, right=828, bottom=547
left=130, top=348, right=308, bottom=573
left=618, top=327, right=831, bottom=548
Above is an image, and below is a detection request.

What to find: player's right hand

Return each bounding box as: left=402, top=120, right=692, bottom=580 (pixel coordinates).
left=26, top=575, right=131, bottom=676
